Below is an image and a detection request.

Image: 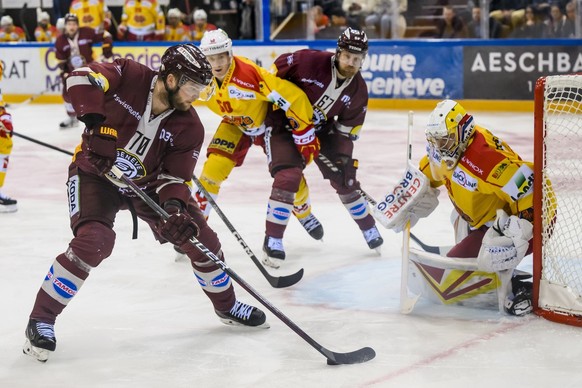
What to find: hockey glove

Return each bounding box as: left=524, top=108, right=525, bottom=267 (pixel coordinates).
left=157, top=199, right=199, bottom=246
left=86, top=125, right=118, bottom=175
left=477, top=209, right=533, bottom=272
left=292, top=125, right=320, bottom=165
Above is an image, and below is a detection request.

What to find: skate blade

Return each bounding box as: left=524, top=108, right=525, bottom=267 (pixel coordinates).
left=373, top=246, right=382, bottom=256
left=261, top=253, right=282, bottom=269
left=23, top=339, right=51, bottom=362
left=218, top=317, right=271, bottom=329
left=0, top=204, right=17, bottom=213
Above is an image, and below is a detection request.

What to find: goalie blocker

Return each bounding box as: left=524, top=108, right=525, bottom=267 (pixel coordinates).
left=372, top=161, right=439, bottom=232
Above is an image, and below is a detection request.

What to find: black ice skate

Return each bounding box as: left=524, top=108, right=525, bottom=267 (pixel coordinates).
left=504, top=275, right=533, bottom=316
left=23, top=319, right=56, bottom=362
left=59, top=117, right=78, bottom=129
left=298, top=213, right=324, bottom=240
left=0, top=192, right=17, bottom=213
left=363, top=225, right=383, bottom=253
left=262, top=235, right=285, bottom=268
left=215, top=300, right=269, bottom=328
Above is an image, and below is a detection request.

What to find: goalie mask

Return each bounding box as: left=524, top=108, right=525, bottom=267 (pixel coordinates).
left=425, top=100, right=475, bottom=178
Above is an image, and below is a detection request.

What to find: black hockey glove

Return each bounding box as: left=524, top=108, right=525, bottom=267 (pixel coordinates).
left=157, top=200, right=199, bottom=246
left=86, top=124, right=118, bottom=175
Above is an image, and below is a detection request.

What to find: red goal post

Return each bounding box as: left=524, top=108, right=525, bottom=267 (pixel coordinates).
left=533, top=74, right=582, bottom=326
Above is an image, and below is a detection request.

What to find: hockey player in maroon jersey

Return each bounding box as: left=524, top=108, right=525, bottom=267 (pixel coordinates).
left=23, top=44, right=268, bottom=363
left=55, top=13, right=114, bottom=129
left=262, top=28, right=384, bottom=263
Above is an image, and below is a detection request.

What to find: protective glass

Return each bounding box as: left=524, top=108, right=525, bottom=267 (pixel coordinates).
left=178, top=75, right=215, bottom=101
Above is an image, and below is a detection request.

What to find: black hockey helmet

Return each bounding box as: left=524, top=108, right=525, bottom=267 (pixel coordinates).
left=336, top=28, right=369, bottom=55
left=64, top=13, right=79, bottom=24
left=159, top=44, right=213, bottom=87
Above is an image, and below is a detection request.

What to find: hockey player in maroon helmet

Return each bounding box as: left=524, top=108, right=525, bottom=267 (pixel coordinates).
left=23, top=44, right=268, bottom=363
left=262, top=28, right=384, bottom=263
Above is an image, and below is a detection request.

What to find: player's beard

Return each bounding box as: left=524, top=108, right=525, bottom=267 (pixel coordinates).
left=338, top=64, right=358, bottom=79
left=165, top=85, right=191, bottom=111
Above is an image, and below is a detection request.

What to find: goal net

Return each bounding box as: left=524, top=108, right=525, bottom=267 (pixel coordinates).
left=534, top=74, right=582, bottom=326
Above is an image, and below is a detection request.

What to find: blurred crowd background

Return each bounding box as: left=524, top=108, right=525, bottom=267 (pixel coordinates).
left=0, top=0, right=580, bottom=43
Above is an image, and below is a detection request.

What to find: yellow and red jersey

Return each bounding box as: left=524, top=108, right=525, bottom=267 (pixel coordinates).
left=120, top=0, right=165, bottom=38
left=419, top=125, right=534, bottom=228
left=69, top=0, right=109, bottom=33
left=34, top=24, right=59, bottom=42
left=190, top=22, right=217, bottom=41
left=0, top=26, right=26, bottom=42
left=164, top=22, right=190, bottom=41
left=203, top=56, right=313, bottom=137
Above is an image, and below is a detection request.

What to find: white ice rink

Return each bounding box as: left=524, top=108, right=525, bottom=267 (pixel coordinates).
left=1, top=103, right=581, bottom=388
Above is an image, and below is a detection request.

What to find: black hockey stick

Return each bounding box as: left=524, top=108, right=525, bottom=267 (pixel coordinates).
left=192, top=176, right=304, bottom=288
left=20, top=3, right=31, bottom=41
left=110, top=166, right=375, bottom=365
left=12, top=132, right=74, bottom=156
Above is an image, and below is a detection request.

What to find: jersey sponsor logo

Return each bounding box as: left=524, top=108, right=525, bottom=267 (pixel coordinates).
left=502, top=165, right=534, bottom=201
left=223, top=115, right=254, bottom=128
left=227, top=85, right=256, bottom=100
left=45, top=266, right=78, bottom=299
left=159, top=128, right=174, bottom=144
left=312, top=107, right=327, bottom=128
left=114, top=149, right=146, bottom=180
left=376, top=169, right=424, bottom=219
left=113, top=93, right=142, bottom=121
left=452, top=168, right=478, bottom=191
left=267, top=91, right=291, bottom=111
left=232, top=76, right=255, bottom=89
left=300, top=77, right=324, bottom=88
left=349, top=202, right=367, bottom=217
left=67, top=175, right=80, bottom=217
left=460, top=155, right=484, bottom=176
left=267, top=204, right=291, bottom=221
left=491, top=162, right=508, bottom=179
left=210, top=137, right=236, bottom=151
left=195, top=273, right=207, bottom=287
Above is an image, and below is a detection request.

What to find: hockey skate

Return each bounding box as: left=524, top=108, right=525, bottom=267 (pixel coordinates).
left=363, top=225, right=384, bottom=254
left=297, top=213, right=324, bottom=240
left=504, top=275, right=533, bottom=316
left=0, top=192, right=17, bottom=213
left=59, top=117, right=79, bottom=129
left=215, top=300, right=269, bottom=328
left=262, top=235, right=285, bottom=268
left=23, top=319, right=56, bottom=362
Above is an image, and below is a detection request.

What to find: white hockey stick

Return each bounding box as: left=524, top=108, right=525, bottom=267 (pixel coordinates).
left=400, top=111, right=421, bottom=314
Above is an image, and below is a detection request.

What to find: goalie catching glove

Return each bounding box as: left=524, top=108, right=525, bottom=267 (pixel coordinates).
left=373, top=162, right=439, bottom=232
left=477, top=209, right=533, bottom=272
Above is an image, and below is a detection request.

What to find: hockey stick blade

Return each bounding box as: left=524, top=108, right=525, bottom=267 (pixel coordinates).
left=409, top=233, right=440, bottom=254
left=112, top=167, right=374, bottom=365
left=192, top=176, right=304, bottom=288
left=324, top=346, right=376, bottom=365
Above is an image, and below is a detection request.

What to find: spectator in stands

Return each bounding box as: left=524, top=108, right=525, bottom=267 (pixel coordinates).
left=0, top=16, right=26, bottom=42
left=164, top=8, right=191, bottom=41
left=238, top=0, right=257, bottom=39
left=511, top=5, right=546, bottom=38
left=191, top=9, right=217, bottom=41
left=364, top=0, right=408, bottom=39
left=316, top=7, right=351, bottom=38
left=564, top=1, right=576, bottom=37
left=310, top=5, right=330, bottom=34
left=544, top=3, right=570, bottom=37
left=467, top=5, right=502, bottom=38
left=117, top=0, right=165, bottom=41
left=69, top=0, right=111, bottom=34
left=436, top=5, right=468, bottom=38
left=35, top=9, right=59, bottom=43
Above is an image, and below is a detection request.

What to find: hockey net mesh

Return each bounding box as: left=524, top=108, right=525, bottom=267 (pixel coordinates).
left=538, top=74, right=582, bottom=320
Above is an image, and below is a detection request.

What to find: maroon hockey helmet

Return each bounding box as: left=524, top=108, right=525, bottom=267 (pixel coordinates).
left=159, top=44, right=213, bottom=87
left=336, top=28, right=369, bottom=55
left=64, top=13, right=79, bottom=24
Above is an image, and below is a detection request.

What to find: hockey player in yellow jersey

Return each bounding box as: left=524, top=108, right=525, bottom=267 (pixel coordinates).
left=376, top=99, right=550, bottom=316
left=195, top=29, right=323, bottom=267
left=69, top=0, right=111, bottom=34
left=117, top=0, right=165, bottom=41
left=164, top=8, right=190, bottom=41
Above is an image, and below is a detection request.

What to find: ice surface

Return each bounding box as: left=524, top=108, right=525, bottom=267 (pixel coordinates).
left=1, top=104, right=581, bottom=388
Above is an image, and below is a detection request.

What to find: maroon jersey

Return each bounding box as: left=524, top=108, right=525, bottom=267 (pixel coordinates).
left=55, top=26, right=113, bottom=74
left=272, top=49, right=368, bottom=139
left=66, top=58, right=204, bottom=205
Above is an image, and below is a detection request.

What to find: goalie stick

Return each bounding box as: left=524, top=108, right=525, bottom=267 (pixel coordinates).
left=110, top=166, right=376, bottom=365
left=192, top=176, right=304, bottom=288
